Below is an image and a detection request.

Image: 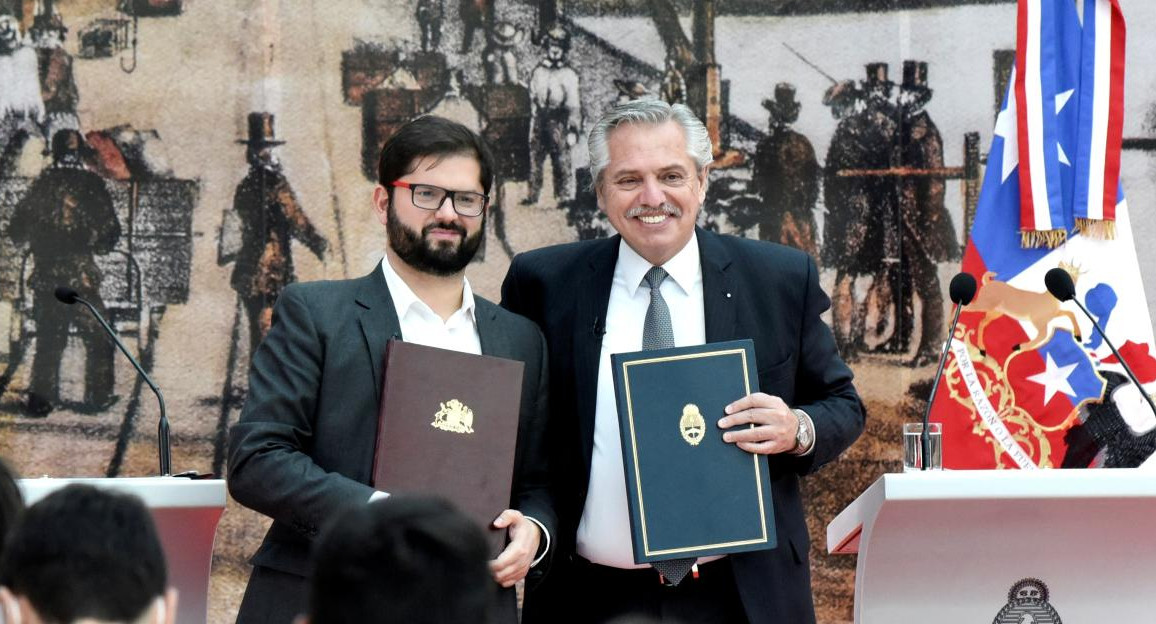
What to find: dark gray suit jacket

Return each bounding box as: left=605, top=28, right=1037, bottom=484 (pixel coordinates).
left=228, top=264, right=555, bottom=622
left=501, top=228, right=865, bottom=624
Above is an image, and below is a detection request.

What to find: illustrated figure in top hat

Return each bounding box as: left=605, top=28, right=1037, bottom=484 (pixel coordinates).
left=483, top=21, right=524, bottom=84
left=525, top=26, right=580, bottom=205
left=895, top=60, right=960, bottom=365
left=822, top=64, right=898, bottom=361
left=0, top=14, right=44, bottom=176
left=416, top=0, right=443, bottom=53
left=29, top=1, right=79, bottom=145
left=750, top=82, right=819, bottom=257
left=224, top=112, right=328, bottom=358
left=856, top=61, right=911, bottom=356
left=6, top=129, right=119, bottom=416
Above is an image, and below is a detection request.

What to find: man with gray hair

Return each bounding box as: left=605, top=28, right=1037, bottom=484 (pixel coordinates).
left=501, top=99, right=865, bottom=623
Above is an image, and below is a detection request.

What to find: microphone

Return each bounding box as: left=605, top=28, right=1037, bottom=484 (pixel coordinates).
left=949, top=271, right=979, bottom=307
left=1044, top=267, right=1156, bottom=421
left=56, top=286, right=172, bottom=476
left=920, top=272, right=977, bottom=470
left=1043, top=267, right=1077, bottom=302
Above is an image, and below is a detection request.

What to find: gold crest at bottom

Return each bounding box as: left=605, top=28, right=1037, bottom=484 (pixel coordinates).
left=679, top=404, right=706, bottom=446
left=431, top=399, right=475, bottom=434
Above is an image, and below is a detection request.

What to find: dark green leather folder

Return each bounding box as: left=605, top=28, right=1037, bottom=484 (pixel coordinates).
left=611, top=339, right=776, bottom=564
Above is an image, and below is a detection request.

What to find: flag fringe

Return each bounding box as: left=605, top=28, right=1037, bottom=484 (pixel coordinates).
left=1020, top=228, right=1068, bottom=249
left=1075, top=217, right=1117, bottom=240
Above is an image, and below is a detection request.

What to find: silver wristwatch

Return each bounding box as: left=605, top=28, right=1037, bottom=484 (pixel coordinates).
left=791, top=409, right=814, bottom=455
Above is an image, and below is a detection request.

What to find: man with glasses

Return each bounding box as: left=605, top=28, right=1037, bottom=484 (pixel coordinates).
left=228, top=115, right=555, bottom=624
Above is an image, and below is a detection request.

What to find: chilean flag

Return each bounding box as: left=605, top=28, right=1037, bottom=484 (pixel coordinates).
left=930, top=0, right=1156, bottom=470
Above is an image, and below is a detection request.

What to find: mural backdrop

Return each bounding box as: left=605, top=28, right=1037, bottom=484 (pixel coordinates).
left=2, top=0, right=1155, bottom=621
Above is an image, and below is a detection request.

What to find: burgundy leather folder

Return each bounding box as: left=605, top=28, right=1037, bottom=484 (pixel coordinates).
left=372, top=339, right=525, bottom=556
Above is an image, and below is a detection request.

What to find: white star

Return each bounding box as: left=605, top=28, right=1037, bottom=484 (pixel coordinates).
left=1026, top=353, right=1079, bottom=405
left=994, top=70, right=1019, bottom=183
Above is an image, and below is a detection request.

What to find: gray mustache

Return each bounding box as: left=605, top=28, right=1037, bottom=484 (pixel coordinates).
left=625, top=203, right=681, bottom=218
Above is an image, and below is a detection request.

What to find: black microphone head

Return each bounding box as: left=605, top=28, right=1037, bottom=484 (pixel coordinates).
left=54, top=286, right=79, bottom=304
left=948, top=272, right=978, bottom=305
left=1045, top=267, right=1076, bottom=302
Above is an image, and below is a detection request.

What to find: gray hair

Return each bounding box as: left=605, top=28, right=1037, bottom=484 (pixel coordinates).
left=587, top=99, right=714, bottom=190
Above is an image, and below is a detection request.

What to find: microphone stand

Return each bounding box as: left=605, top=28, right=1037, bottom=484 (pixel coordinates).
left=920, top=301, right=965, bottom=470
left=72, top=296, right=172, bottom=476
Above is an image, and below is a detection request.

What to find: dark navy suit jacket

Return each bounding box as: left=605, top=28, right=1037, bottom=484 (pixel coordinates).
left=501, top=228, right=865, bottom=624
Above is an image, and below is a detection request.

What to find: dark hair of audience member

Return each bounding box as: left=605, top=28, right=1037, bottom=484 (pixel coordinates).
left=376, top=115, right=496, bottom=194
left=307, top=494, right=494, bottom=624
left=0, top=458, right=22, bottom=556
left=0, top=484, right=167, bottom=623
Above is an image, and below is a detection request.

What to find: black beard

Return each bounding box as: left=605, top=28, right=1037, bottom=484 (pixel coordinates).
left=387, top=201, right=484, bottom=277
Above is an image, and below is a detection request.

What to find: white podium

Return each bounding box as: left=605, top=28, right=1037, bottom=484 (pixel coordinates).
left=18, top=477, right=226, bottom=624
left=827, top=469, right=1156, bottom=623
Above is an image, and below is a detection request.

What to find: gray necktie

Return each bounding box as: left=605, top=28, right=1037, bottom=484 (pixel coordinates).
left=641, top=266, right=695, bottom=586
left=642, top=267, right=675, bottom=350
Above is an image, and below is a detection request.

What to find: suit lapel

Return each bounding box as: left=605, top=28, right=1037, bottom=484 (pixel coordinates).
left=355, top=262, right=402, bottom=401
left=574, top=237, right=619, bottom=464
left=475, top=297, right=507, bottom=358
left=698, top=228, right=738, bottom=342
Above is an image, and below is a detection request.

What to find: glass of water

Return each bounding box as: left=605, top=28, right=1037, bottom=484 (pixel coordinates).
left=902, top=422, right=942, bottom=472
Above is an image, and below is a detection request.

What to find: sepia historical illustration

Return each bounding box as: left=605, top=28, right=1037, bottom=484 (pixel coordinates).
left=1, top=0, right=1155, bottom=621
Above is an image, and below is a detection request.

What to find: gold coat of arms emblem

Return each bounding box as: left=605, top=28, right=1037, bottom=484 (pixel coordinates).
left=679, top=404, right=706, bottom=446
left=431, top=399, right=475, bottom=434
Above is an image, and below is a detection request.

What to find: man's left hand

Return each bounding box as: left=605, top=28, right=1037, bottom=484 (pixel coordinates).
left=718, top=392, right=797, bottom=455
left=490, top=509, right=541, bottom=587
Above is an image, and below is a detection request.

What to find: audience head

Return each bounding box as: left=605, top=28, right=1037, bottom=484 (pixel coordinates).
left=0, top=484, right=175, bottom=624
left=303, top=494, right=493, bottom=624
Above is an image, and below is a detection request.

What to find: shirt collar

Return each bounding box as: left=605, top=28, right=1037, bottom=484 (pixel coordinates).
left=616, top=233, right=700, bottom=298
left=380, top=255, right=476, bottom=323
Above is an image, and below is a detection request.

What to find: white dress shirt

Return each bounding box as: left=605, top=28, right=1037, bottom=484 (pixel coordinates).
left=576, top=236, right=709, bottom=569
left=380, top=254, right=482, bottom=355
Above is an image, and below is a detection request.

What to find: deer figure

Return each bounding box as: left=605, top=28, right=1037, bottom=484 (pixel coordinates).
left=969, top=263, right=1083, bottom=353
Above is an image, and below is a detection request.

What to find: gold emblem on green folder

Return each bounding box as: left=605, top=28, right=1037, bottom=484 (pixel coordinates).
left=431, top=399, right=475, bottom=434
left=679, top=404, right=706, bottom=446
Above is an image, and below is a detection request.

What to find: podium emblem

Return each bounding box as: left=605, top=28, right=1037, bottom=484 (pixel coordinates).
left=431, top=399, right=475, bottom=434
left=679, top=404, right=706, bottom=446
left=992, top=578, right=1063, bottom=624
